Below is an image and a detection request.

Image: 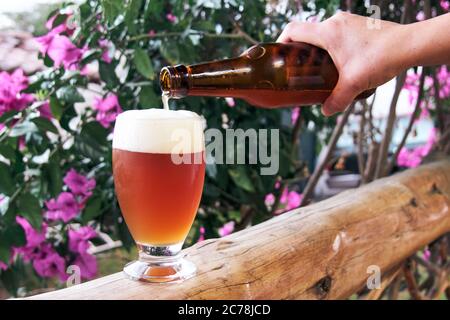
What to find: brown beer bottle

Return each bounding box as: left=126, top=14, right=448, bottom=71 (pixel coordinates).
left=160, top=42, right=375, bottom=108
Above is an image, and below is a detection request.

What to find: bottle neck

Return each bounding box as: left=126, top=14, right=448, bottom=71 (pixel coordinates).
left=160, top=57, right=250, bottom=99
left=160, top=65, right=191, bottom=98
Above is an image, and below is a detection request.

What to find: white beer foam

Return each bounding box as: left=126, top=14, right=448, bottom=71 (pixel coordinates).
left=113, top=109, right=205, bottom=154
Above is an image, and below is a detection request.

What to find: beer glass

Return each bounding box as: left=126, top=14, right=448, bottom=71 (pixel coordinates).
left=112, top=109, right=205, bottom=282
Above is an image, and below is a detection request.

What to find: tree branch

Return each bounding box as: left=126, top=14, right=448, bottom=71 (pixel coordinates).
left=384, top=71, right=426, bottom=175
left=128, top=31, right=257, bottom=44
left=229, top=17, right=259, bottom=45
left=300, top=103, right=355, bottom=206
left=357, top=101, right=367, bottom=184
left=374, top=71, right=406, bottom=179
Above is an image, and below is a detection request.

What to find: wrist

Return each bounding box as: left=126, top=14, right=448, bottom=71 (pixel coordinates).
left=393, top=24, right=417, bottom=71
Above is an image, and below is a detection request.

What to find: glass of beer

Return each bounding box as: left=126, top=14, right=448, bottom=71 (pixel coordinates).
left=112, top=109, right=205, bottom=282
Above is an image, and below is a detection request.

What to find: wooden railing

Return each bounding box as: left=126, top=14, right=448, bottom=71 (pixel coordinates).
left=27, top=160, right=450, bottom=299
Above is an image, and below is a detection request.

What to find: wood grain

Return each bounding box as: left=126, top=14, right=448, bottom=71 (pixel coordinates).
left=27, top=160, right=450, bottom=300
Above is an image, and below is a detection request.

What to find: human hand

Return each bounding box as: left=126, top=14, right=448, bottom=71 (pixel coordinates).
left=277, top=12, right=407, bottom=116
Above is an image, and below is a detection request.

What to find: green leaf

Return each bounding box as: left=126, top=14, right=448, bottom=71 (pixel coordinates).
left=125, top=0, right=143, bottom=34
left=49, top=96, right=63, bottom=120
left=228, top=166, right=255, bottom=193
left=0, top=162, right=15, bottom=196
left=79, top=2, right=91, bottom=21
left=9, top=121, right=38, bottom=137
left=52, top=13, right=68, bottom=29
left=139, top=86, right=160, bottom=107
left=3, top=223, right=26, bottom=248
left=45, top=153, right=62, bottom=198
left=60, top=105, right=77, bottom=132
left=0, top=240, right=9, bottom=264
left=74, top=121, right=109, bottom=160
left=17, top=193, right=42, bottom=230
left=146, top=0, right=163, bottom=16
left=99, top=61, right=120, bottom=87
left=56, top=86, right=84, bottom=104
left=101, top=0, right=123, bottom=24
left=43, top=54, right=54, bottom=67
left=0, top=110, right=19, bottom=124
left=81, top=121, right=109, bottom=145
left=0, top=266, right=21, bottom=294
left=0, top=144, right=16, bottom=160
left=159, top=42, right=180, bottom=65
left=82, top=196, right=102, bottom=224
left=31, top=117, right=58, bottom=134
left=133, top=48, right=154, bottom=79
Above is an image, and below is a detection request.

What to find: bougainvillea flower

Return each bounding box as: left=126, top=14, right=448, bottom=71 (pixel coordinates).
left=63, top=169, right=96, bottom=200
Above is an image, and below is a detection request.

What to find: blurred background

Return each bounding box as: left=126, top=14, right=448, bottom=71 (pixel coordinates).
left=0, top=0, right=448, bottom=299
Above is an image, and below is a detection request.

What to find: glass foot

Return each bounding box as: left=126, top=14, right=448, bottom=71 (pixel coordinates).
left=123, top=243, right=196, bottom=283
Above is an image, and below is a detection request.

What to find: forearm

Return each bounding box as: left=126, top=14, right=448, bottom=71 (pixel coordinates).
left=402, top=13, right=450, bottom=68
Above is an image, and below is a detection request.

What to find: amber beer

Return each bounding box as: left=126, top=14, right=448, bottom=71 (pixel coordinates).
left=160, top=42, right=375, bottom=108
left=112, top=109, right=205, bottom=246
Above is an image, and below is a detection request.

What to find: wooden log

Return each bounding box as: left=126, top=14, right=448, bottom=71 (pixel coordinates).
left=27, top=160, right=450, bottom=300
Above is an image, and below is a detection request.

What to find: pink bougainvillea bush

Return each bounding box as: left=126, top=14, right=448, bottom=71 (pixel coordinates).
left=399, top=66, right=449, bottom=168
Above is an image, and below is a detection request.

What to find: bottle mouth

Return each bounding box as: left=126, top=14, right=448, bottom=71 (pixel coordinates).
left=159, top=67, right=173, bottom=96
left=159, top=65, right=188, bottom=98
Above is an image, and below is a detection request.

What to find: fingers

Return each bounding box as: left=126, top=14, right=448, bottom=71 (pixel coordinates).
left=322, top=78, right=358, bottom=116
left=276, top=21, right=325, bottom=49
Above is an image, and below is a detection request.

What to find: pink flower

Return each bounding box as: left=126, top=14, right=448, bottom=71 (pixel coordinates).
left=98, top=39, right=113, bottom=64
left=166, top=13, right=177, bottom=23
left=47, top=35, right=86, bottom=71
left=15, top=216, right=47, bottom=262
left=0, top=261, right=7, bottom=271
left=18, top=136, right=26, bottom=151
left=291, top=107, right=300, bottom=125
left=441, top=1, right=450, bottom=11
left=423, top=248, right=431, bottom=261
left=197, top=226, right=205, bottom=242
left=72, top=252, right=97, bottom=279
left=32, top=243, right=67, bottom=281
left=218, top=221, right=235, bottom=237
left=45, top=13, right=75, bottom=35
left=68, top=226, right=98, bottom=279
left=38, top=101, right=53, bottom=120
left=63, top=169, right=96, bottom=200
left=225, top=97, right=235, bottom=107
left=269, top=187, right=303, bottom=214
left=35, top=32, right=57, bottom=55
left=35, top=14, right=75, bottom=55
left=0, top=69, right=34, bottom=116
left=68, top=226, right=96, bottom=254
left=16, top=216, right=47, bottom=249
left=280, top=188, right=303, bottom=211
left=397, top=148, right=421, bottom=168
left=402, top=70, right=436, bottom=118
left=397, top=127, right=437, bottom=168
left=286, top=191, right=303, bottom=210
left=436, top=66, right=450, bottom=99
left=148, top=29, right=156, bottom=36
left=264, top=193, right=275, bottom=206
left=93, top=93, right=123, bottom=128
left=45, top=192, right=81, bottom=223
left=416, top=11, right=425, bottom=21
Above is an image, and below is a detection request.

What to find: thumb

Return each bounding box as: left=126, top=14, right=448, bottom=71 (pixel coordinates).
left=322, top=78, right=358, bottom=116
